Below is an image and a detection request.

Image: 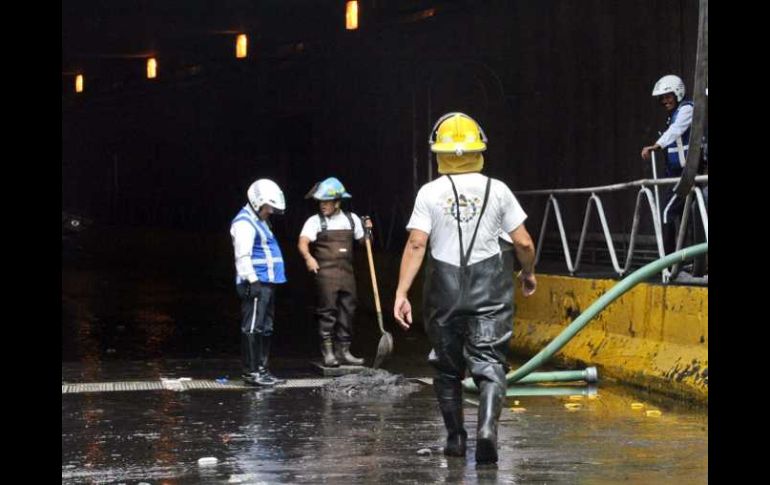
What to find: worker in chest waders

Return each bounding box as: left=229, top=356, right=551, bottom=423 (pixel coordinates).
left=230, top=178, right=288, bottom=387
left=393, top=112, right=537, bottom=464
left=298, top=177, right=373, bottom=367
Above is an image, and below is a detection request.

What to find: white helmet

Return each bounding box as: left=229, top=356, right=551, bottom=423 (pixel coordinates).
left=247, top=179, right=286, bottom=214
left=652, top=74, right=685, bottom=102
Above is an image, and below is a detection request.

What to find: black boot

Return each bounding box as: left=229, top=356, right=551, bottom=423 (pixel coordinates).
left=321, top=339, right=340, bottom=367
left=243, top=334, right=274, bottom=387
left=475, top=380, right=504, bottom=464
left=335, top=341, right=364, bottom=365
left=435, top=375, right=467, bottom=457
left=252, top=367, right=276, bottom=386
left=241, top=334, right=260, bottom=385
left=260, top=335, right=285, bottom=385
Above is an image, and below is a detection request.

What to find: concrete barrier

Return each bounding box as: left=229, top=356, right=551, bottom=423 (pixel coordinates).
left=511, top=275, right=708, bottom=401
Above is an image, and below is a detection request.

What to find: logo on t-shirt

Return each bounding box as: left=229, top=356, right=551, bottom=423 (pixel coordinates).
left=442, top=194, right=483, bottom=223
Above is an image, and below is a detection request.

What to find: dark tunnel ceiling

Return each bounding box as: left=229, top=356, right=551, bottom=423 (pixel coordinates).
left=62, top=0, right=473, bottom=71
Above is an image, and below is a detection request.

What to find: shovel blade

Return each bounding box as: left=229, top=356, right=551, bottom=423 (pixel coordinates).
left=373, top=331, right=394, bottom=369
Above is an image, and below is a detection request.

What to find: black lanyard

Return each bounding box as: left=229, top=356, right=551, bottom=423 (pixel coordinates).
left=446, top=175, right=492, bottom=268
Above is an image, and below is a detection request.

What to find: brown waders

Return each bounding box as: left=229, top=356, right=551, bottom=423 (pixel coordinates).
left=312, top=212, right=364, bottom=366
left=424, top=176, right=513, bottom=464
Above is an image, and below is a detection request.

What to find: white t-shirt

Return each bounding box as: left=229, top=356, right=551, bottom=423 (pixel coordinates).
left=300, top=211, right=365, bottom=242
left=406, top=173, right=527, bottom=266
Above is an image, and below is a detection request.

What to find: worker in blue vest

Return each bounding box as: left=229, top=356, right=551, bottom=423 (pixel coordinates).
left=230, top=178, right=288, bottom=386
left=641, top=74, right=694, bottom=255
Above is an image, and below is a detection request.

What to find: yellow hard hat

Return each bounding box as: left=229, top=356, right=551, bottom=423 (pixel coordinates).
left=429, top=112, right=487, bottom=155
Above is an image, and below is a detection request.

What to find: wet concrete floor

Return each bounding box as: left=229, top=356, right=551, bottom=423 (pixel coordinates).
left=62, top=228, right=707, bottom=483
left=62, top=357, right=707, bottom=484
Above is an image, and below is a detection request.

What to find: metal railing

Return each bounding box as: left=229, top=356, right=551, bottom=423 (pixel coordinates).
left=517, top=174, right=708, bottom=283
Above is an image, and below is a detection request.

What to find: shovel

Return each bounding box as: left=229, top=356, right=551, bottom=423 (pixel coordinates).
left=362, top=217, right=393, bottom=368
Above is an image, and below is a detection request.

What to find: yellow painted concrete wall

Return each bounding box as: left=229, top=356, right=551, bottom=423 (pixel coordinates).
left=512, top=275, right=708, bottom=401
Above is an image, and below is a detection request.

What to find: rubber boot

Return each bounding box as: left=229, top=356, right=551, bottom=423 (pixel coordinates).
left=260, top=335, right=285, bottom=384
left=241, top=334, right=260, bottom=385
left=475, top=380, right=504, bottom=464
left=245, top=335, right=274, bottom=387
left=321, top=340, right=340, bottom=367
left=435, top=376, right=467, bottom=457
left=335, top=341, right=364, bottom=365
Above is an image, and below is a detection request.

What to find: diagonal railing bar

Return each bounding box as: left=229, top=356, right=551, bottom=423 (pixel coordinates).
left=535, top=195, right=575, bottom=272
left=574, top=194, right=623, bottom=275
left=623, top=187, right=668, bottom=280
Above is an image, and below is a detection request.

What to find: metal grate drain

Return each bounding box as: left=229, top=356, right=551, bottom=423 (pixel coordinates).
left=62, top=377, right=432, bottom=395
left=62, top=377, right=335, bottom=394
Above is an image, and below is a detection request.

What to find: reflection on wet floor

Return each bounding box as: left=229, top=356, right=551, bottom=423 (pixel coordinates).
left=62, top=357, right=707, bottom=484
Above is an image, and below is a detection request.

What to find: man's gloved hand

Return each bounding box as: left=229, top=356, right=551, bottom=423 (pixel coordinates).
left=246, top=280, right=261, bottom=297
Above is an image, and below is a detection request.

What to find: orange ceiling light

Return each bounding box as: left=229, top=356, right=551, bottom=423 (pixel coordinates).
left=345, top=1, right=359, bottom=30
left=146, top=57, right=157, bottom=79
left=236, top=34, right=248, bottom=58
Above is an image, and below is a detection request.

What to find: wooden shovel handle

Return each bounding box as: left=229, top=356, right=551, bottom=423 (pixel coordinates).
left=364, top=237, right=383, bottom=315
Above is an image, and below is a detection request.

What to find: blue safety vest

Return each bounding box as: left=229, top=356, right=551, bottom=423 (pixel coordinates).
left=231, top=206, right=286, bottom=284
left=664, top=100, right=694, bottom=177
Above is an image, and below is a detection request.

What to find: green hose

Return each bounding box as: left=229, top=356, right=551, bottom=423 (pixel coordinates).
left=514, top=367, right=597, bottom=385
left=505, top=384, right=597, bottom=398
left=463, top=242, right=708, bottom=392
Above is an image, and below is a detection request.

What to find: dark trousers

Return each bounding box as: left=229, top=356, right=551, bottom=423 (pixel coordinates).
left=661, top=188, right=706, bottom=274
left=236, top=282, right=276, bottom=375
left=662, top=189, right=686, bottom=255
left=236, top=282, right=276, bottom=336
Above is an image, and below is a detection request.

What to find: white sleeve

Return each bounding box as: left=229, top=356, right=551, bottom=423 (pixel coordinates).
left=231, top=220, right=258, bottom=283
left=300, top=216, right=321, bottom=242
left=655, top=105, right=694, bottom=148
left=498, top=183, right=528, bottom=233
left=406, top=186, right=432, bottom=234
left=351, top=214, right=365, bottom=240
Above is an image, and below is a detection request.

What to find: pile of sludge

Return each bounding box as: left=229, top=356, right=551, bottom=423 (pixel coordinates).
left=321, top=368, right=421, bottom=398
